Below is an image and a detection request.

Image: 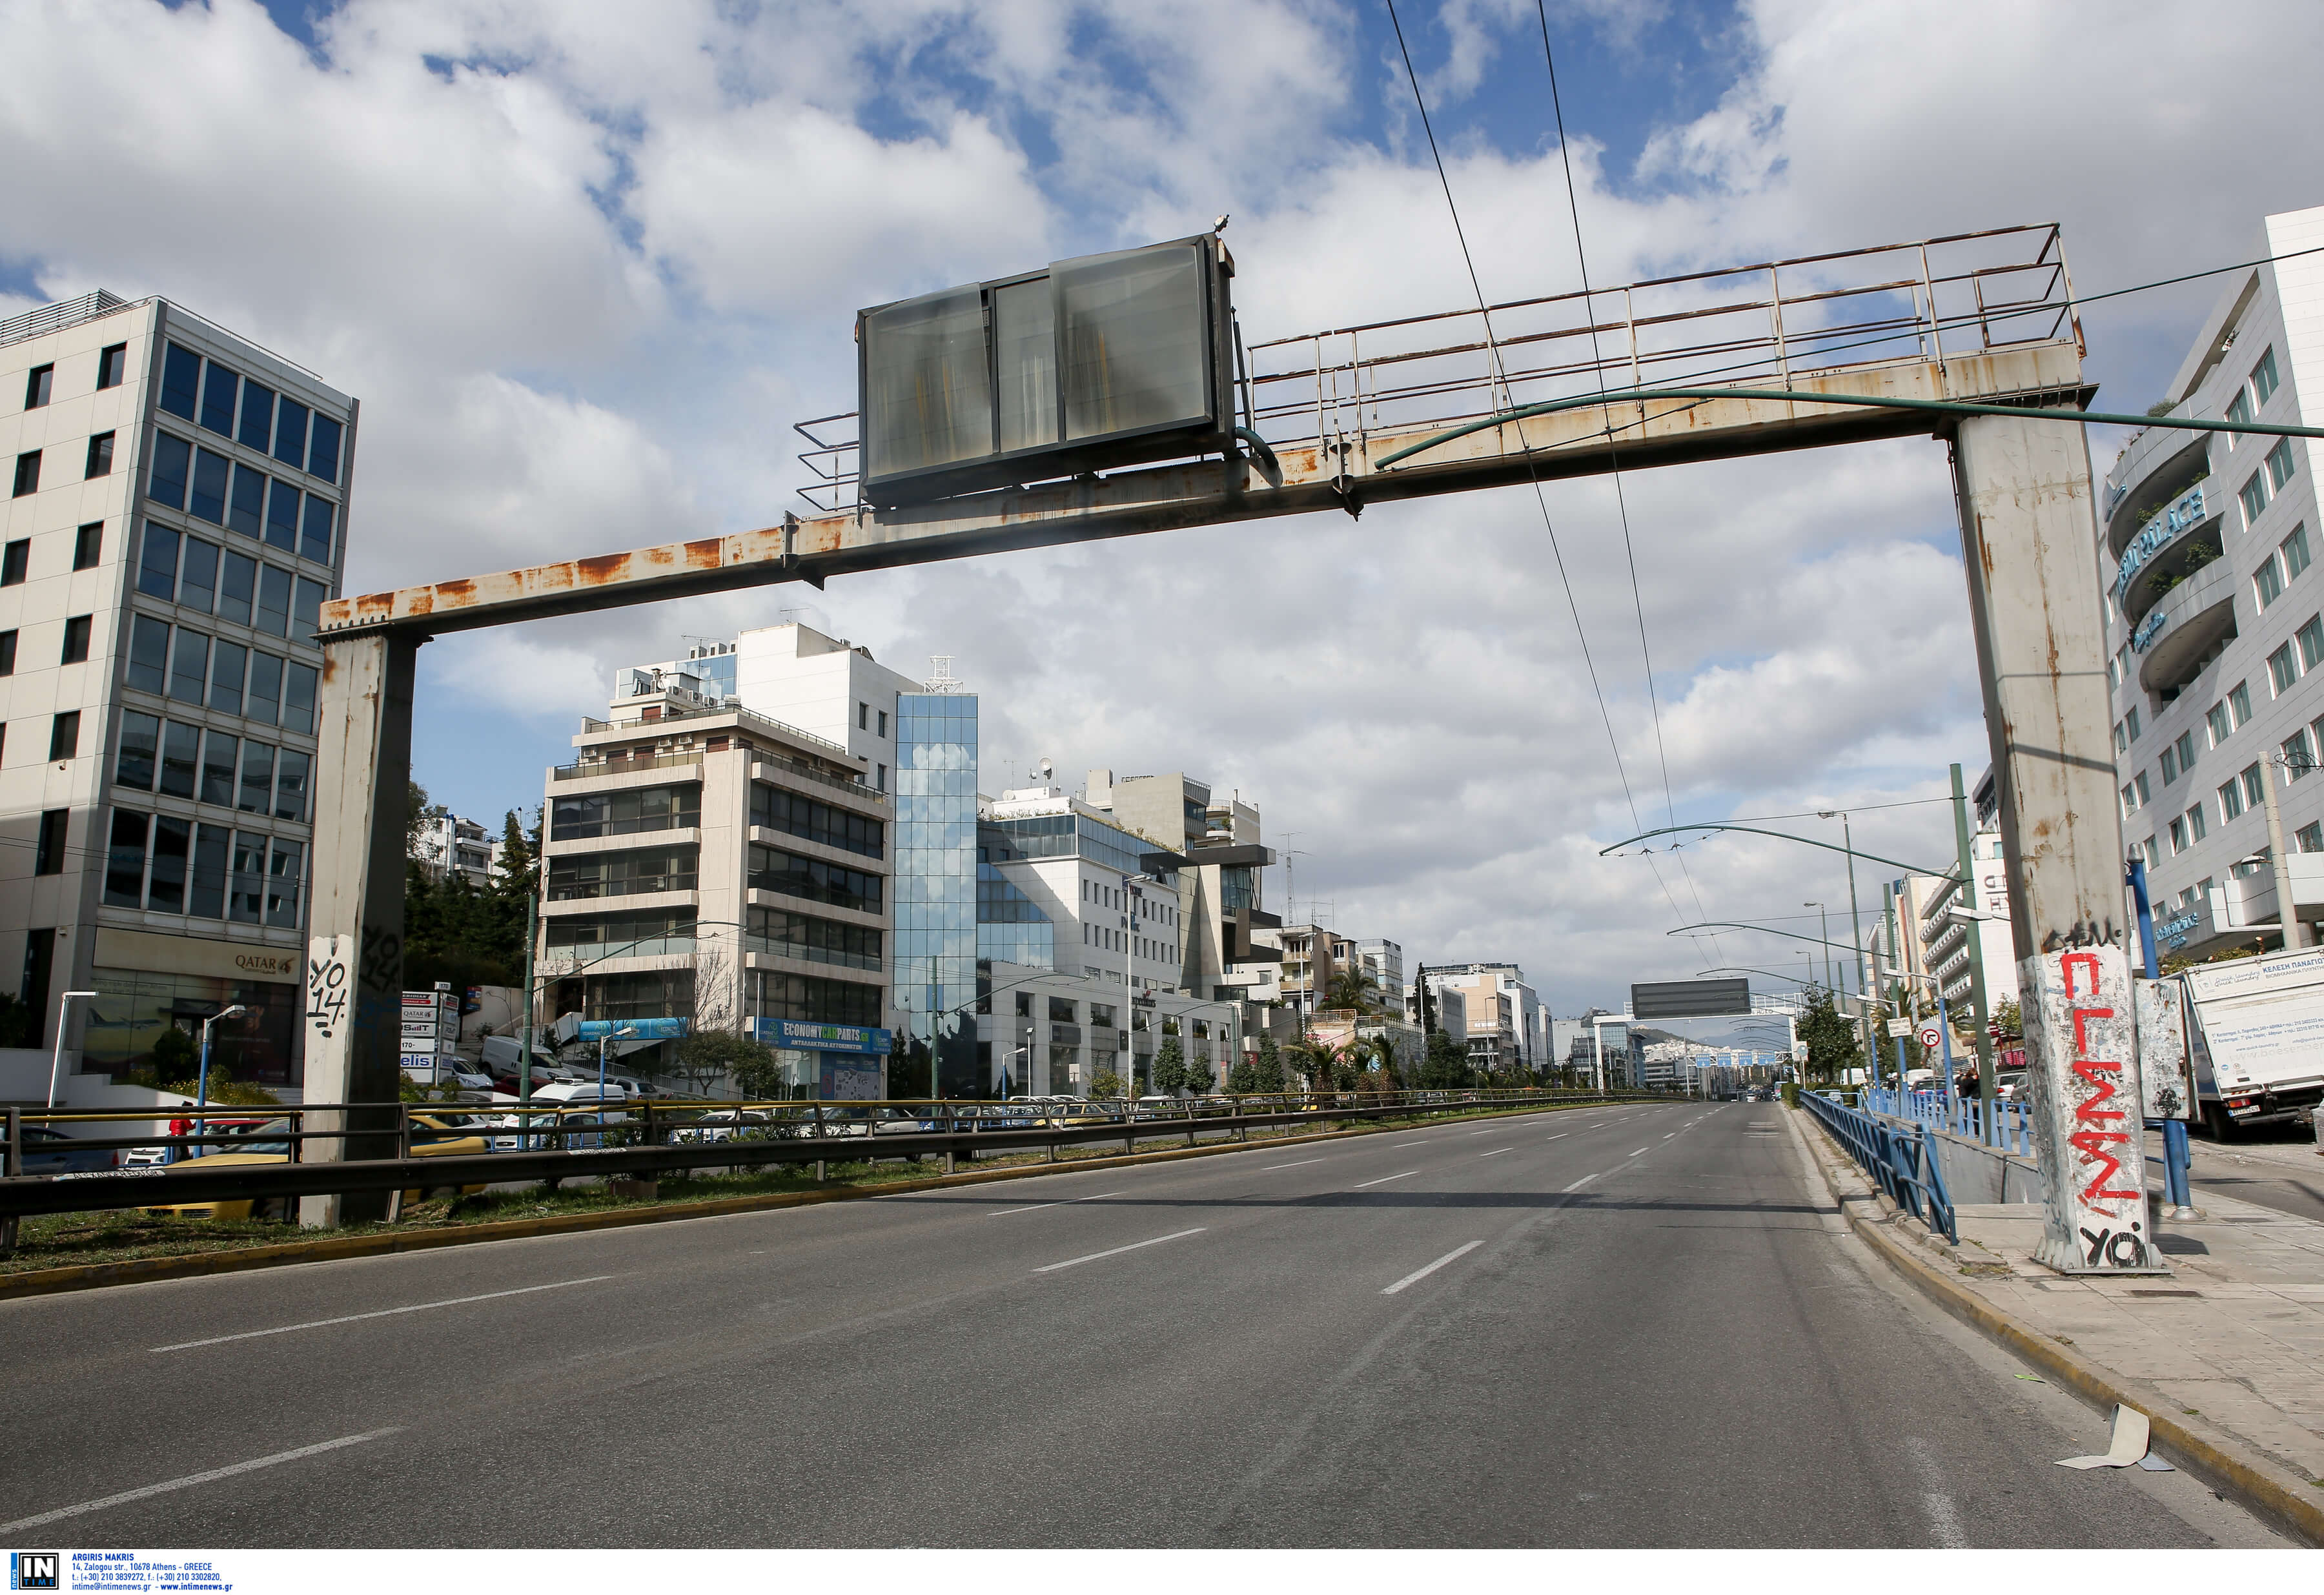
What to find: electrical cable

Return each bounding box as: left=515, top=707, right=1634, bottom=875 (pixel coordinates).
left=1380, top=0, right=1696, bottom=938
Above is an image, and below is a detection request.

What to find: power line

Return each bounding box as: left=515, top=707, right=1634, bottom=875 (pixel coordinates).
left=1380, top=0, right=1700, bottom=941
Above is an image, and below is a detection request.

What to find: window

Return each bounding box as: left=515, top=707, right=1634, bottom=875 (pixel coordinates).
left=189, top=447, right=230, bottom=524
left=97, top=343, right=127, bottom=390
left=200, top=733, right=237, bottom=806
left=876, top=762, right=887, bottom=792
left=23, top=363, right=52, bottom=409
left=292, top=576, right=324, bottom=636
left=2135, top=771, right=2151, bottom=808
left=229, top=831, right=267, bottom=924
left=858, top=702, right=869, bottom=731
left=48, top=711, right=79, bottom=761
left=2267, top=438, right=2298, bottom=493
left=274, top=747, right=309, bottom=821
left=2187, top=804, right=2208, bottom=842
left=0, top=539, right=23, bottom=585
left=551, top=782, right=703, bottom=840
left=72, top=522, right=99, bottom=570
left=747, top=785, right=883, bottom=858
left=127, top=615, right=169, bottom=693
left=256, top=564, right=292, bottom=635
left=307, top=414, right=342, bottom=483
left=116, top=712, right=159, bottom=790
left=148, top=817, right=190, bottom=913
left=2125, top=706, right=2141, bottom=742
left=2113, top=718, right=2128, bottom=755
left=238, top=381, right=274, bottom=451
left=2243, top=762, right=2265, bottom=812
left=159, top=344, right=201, bottom=420
left=266, top=838, right=302, bottom=928
left=2256, top=554, right=2285, bottom=609
left=2121, top=780, right=2139, bottom=818
left=12, top=449, right=39, bottom=497
left=159, top=721, right=198, bottom=798
left=2301, top=615, right=2324, bottom=672
left=168, top=627, right=209, bottom=702
left=2286, top=729, right=2316, bottom=778
left=239, top=740, right=273, bottom=813
left=2230, top=680, right=2253, bottom=727
left=178, top=537, right=218, bottom=612
left=2159, top=743, right=2179, bottom=784
left=0, top=629, right=14, bottom=675
left=281, top=662, right=317, bottom=734
left=83, top=432, right=114, bottom=479
left=228, top=463, right=265, bottom=539
left=34, top=809, right=67, bottom=875
left=2174, top=729, right=2195, bottom=778
left=2207, top=701, right=2232, bottom=747
left=2227, top=387, right=2253, bottom=434
left=2168, top=816, right=2187, bottom=854
left=209, top=639, right=245, bottom=715
left=2269, top=640, right=2299, bottom=694
left=299, top=496, right=333, bottom=564
left=245, top=651, right=282, bottom=726
left=2252, top=346, right=2281, bottom=407
left=745, top=906, right=881, bottom=971
left=189, top=824, right=229, bottom=918
left=271, top=398, right=308, bottom=469
left=2142, top=837, right=2160, bottom=870
left=60, top=615, right=90, bottom=664
left=2220, top=775, right=2245, bottom=820
left=2303, top=823, right=2324, bottom=854
left=2286, top=525, right=2311, bottom=582
left=2242, top=471, right=2270, bottom=525
left=877, top=709, right=888, bottom=738
left=264, top=480, right=298, bottom=551
left=198, top=362, right=237, bottom=436
left=136, top=523, right=179, bottom=599
left=104, top=811, right=148, bottom=908
left=217, top=549, right=255, bottom=625
left=147, top=432, right=191, bottom=511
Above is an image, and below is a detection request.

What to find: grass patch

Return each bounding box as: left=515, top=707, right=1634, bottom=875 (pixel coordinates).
left=1, top=1099, right=1608, bottom=1277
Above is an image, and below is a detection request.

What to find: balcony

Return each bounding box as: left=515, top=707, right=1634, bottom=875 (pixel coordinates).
left=2137, top=562, right=2238, bottom=702
left=551, top=751, right=705, bottom=782
left=2115, top=480, right=2223, bottom=627
left=2105, top=432, right=2212, bottom=559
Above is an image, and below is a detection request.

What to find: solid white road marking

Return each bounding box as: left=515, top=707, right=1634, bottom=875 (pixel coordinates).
left=1545, top=1133, right=1567, bottom=1141
left=0, top=1429, right=404, bottom=1534
left=986, top=1190, right=1125, bottom=1217
left=1259, top=1158, right=1327, bottom=1171
left=1629, top=1147, right=1649, bottom=1156
left=1353, top=1170, right=1420, bottom=1188
left=1479, top=1148, right=1511, bottom=1158
left=151, top=1276, right=616, bottom=1353
left=1381, top=1239, right=1485, bottom=1296
left=1033, top=1228, right=1207, bottom=1274
left=1562, top=1172, right=1604, bottom=1192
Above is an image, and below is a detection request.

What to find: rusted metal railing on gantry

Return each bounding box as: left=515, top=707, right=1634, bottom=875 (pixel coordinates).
left=794, top=223, right=2078, bottom=514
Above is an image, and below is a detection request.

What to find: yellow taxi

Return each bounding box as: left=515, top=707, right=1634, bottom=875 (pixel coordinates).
left=143, top=1113, right=494, bottom=1221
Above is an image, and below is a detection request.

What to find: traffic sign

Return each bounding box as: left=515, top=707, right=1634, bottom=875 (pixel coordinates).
left=1917, top=1023, right=1943, bottom=1050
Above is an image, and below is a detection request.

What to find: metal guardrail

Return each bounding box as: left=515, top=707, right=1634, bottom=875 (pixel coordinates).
left=1866, top=1086, right=2035, bottom=1157
left=0, top=1090, right=1656, bottom=1224
left=1802, top=1090, right=1958, bottom=1244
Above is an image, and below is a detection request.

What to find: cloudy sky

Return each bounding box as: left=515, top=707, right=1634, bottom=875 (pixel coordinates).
left=6, top=0, right=2320, bottom=1013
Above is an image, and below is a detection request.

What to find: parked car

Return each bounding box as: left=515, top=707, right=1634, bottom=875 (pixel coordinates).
left=1995, top=1070, right=2029, bottom=1101
left=673, top=1108, right=773, bottom=1144
left=123, top=1116, right=270, bottom=1168
left=143, top=1113, right=493, bottom=1221
left=14, top=1126, right=119, bottom=1175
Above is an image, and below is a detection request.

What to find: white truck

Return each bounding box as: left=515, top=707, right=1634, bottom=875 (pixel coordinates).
left=2177, top=946, right=2324, bottom=1139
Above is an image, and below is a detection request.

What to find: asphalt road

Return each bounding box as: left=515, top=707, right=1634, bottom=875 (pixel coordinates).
left=2171, top=1121, right=2324, bottom=1223
left=0, top=1101, right=2286, bottom=1547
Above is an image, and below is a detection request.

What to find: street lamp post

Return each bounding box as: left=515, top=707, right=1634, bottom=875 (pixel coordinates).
left=1819, top=810, right=1873, bottom=1088
left=43, top=991, right=100, bottom=1111
left=196, top=1004, right=249, bottom=1120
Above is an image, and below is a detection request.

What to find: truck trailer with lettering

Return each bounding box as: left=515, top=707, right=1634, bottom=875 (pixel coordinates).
left=2176, top=946, right=2324, bottom=1138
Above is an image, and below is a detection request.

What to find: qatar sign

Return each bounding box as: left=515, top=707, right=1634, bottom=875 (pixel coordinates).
left=2024, top=944, right=2162, bottom=1274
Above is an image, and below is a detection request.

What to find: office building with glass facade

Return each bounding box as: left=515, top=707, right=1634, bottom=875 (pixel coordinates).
left=1, top=292, right=353, bottom=1090
left=893, top=690, right=981, bottom=1097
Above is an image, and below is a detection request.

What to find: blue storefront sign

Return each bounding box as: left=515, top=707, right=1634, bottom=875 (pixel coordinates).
left=2114, top=480, right=2211, bottom=604
left=750, top=1018, right=893, bottom=1055
left=576, top=1017, right=691, bottom=1041
left=2131, top=607, right=2170, bottom=655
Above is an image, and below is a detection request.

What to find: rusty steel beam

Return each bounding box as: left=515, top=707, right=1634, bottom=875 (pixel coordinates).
left=318, top=343, right=2086, bottom=639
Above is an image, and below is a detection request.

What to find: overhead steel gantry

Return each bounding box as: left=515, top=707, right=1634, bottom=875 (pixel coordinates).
left=298, top=222, right=2154, bottom=1274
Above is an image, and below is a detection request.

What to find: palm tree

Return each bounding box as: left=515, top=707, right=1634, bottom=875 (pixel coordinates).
left=1325, top=966, right=1380, bottom=1012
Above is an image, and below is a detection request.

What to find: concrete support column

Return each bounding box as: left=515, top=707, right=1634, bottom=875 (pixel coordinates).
left=299, top=630, right=425, bottom=1228
left=1953, top=413, right=2156, bottom=1273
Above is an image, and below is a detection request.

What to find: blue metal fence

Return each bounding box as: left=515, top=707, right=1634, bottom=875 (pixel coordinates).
left=1864, top=1086, right=2034, bottom=1157
left=1803, top=1090, right=1958, bottom=1244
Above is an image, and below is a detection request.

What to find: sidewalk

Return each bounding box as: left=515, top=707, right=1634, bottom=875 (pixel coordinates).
left=1789, top=1104, right=2324, bottom=1541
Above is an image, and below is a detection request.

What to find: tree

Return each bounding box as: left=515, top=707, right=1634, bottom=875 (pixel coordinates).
left=668, top=1028, right=772, bottom=1098
left=1795, top=982, right=1862, bottom=1087
left=151, top=1024, right=198, bottom=1081
left=1152, top=1035, right=1187, bottom=1094
left=1090, top=1068, right=1125, bottom=1099
left=1325, top=967, right=1380, bottom=1012
left=405, top=779, right=440, bottom=857
left=1251, top=1034, right=1286, bottom=1093
left=1419, top=1027, right=1470, bottom=1090
left=1990, top=996, right=2023, bottom=1039
left=1182, top=1050, right=1216, bottom=1095
left=1228, top=1052, right=1259, bottom=1092
left=492, top=807, right=540, bottom=903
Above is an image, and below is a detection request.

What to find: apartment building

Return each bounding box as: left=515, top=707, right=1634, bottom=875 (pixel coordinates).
left=2, top=292, right=353, bottom=1086
left=1423, top=964, right=1542, bottom=1072
left=1083, top=767, right=1275, bottom=1001
left=2104, top=205, right=2324, bottom=959
left=411, top=812, right=504, bottom=888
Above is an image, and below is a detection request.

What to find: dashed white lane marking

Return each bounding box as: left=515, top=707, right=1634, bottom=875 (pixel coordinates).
left=1545, top=1133, right=1568, bottom=1141
left=1629, top=1147, right=1650, bottom=1156
left=151, top=1276, right=616, bottom=1353
left=1562, top=1171, right=1605, bottom=1192
left=1032, top=1228, right=1207, bottom=1274
left=1259, top=1159, right=1326, bottom=1171
left=1353, top=1170, right=1421, bottom=1189
left=1479, top=1148, right=1511, bottom=1158
left=0, top=1429, right=405, bottom=1535
left=986, top=1190, right=1126, bottom=1217
left=1381, top=1239, right=1485, bottom=1296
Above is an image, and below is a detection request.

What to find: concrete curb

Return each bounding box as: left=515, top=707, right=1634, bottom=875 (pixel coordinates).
left=1784, top=1103, right=2324, bottom=1549
left=0, top=1101, right=1598, bottom=1304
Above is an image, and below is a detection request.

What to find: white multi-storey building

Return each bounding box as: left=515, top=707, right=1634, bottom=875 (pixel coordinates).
left=2105, top=205, right=2324, bottom=960
left=411, top=812, right=505, bottom=889
left=2, top=292, right=353, bottom=1090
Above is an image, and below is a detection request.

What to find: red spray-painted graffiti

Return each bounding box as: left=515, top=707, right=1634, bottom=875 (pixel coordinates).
left=2059, top=951, right=2141, bottom=1208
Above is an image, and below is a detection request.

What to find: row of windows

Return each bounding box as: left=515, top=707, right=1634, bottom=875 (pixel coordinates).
left=0, top=523, right=105, bottom=589
left=0, top=609, right=99, bottom=674
left=125, top=615, right=321, bottom=733
left=147, top=440, right=336, bottom=566
left=137, top=523, right=327, bottom=633
left=746, top=969, right=884, bottom=1029
left=11, top=432, right=117, bottom=498
left=0, top=712, right=85, bottom=764
left=19, top=345, right=128, bottom=413
left=745, top=906, right=882, bottom=972
left=2254, top=524, right=2310, bottom=612
left=544, top=846, right=697, bottom=902
left=103, top=809, right=303, bottom=927
left=548, top=783, right=701, bottom=840
left=2237, top=438, right=2301, bottom=527
left=749, top=784, right=884, bottom=860
left=543, top=908, right=697, bottom=952
left=2263, top=615, right=2324, bottom=696
left=158, top=343, right=344, bottom=485
left=746, top=844, right=883, bottom=914
left=2223, top=345, right=2281, bottom=431
left=115, top=713, right=310, bottom=822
